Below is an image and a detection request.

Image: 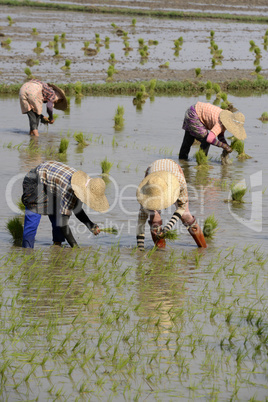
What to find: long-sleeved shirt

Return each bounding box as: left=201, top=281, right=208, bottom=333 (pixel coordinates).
left=19, top=79, right=56, bottom=119
left=182, top=102, right=230, bottom=150
left=136, top=159, right=188, bottom=249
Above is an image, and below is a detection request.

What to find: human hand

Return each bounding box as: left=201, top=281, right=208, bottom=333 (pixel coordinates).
left=224, top=145, right=232, bottom=154
left=151, top=226, right=164, bottom=239
left=48, top=119, right=54, bottom=124
left=91, top=224, right=100, bottom=236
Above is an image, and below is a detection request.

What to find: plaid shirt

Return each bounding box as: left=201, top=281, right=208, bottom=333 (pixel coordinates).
left=37, top=161, right=77, bottom=215
left=195, top=101, right=225, bottom=136
left=31, top=79, right=57, bottom=103
left=137, top=159, right=188, bottom=237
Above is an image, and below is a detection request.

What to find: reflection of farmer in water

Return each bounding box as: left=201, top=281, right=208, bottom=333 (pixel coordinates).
left=179, top=101, right=246, bottom=160
left=19, top=79, right=68, bottom=137
left=136, top=159, right=207, bottom=250
left=21, top=161, right=109, bottom=248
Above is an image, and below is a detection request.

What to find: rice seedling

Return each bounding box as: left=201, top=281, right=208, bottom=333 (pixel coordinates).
left=33, top=41, right=44, bottom=54
left=25, top=58, right=39, bottom=67
left=61, top=59, right=71, bottom=70
left=54, top=35, right=59, bottom=44
left=82, top=40, right=90, bottom=49
left=106, top=65, right=115, bottom=81
left=111, top=23, right=117, bottom=29
left=24, top=67, right=34, bottom=79
left=100, top=227, right=118, bottom=235
left=195, top=67, right=202, bottom=77
left=203, top=214, right=218, bottom=239
left=6, top=216, right=24, bottom=246
left=112, top=136, right=118, bottom=148
left=161, top=229, right=179, bottom=242
left=230, top=137, right=251, bottom=160
left=131, top=18, right=137, bottom=27
left=159, top=61, right=170, bottom=68
left=138, top=38, right=144, bottom=47
left=230, top=182, right=247, bottom=203
left=210, top=30, right=215, bottom=38
left=101, top=157, right=113, bottom=174
left=31, top=27, right=38, bottom=35
left=58, top=138, right=69, bottom=154
left=259, top=111, right=268, bottom=122
left=109, top=53, right=117, bottom=64
left=195, top=149, right=209, bottom=166
left=1, top=37, right=12, bottom=48
left=114, top=105, right=125, bottom=130
left=7, top=15, right=14, bottom=25
left=60, top=32, right=66, bottom=41
left=73, top=131, right=88, bottom=147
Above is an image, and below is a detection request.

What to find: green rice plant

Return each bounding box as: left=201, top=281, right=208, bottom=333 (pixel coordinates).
left=7, top=15, right=14, bottom=25
left=109, top=53, right=116, bottom=63
left=131, top=18, right=136, bottom=27
left=95, top=37, right=101, bottom=45
left=159, top=61, right=169, bottom=68
left=73, top=132, right=88, bottom=146
left=24, top=67, right=33, bottom=79
left=210, top=30, right=215, bottom=38
left=161, top=229, right=179, bottom=242
left=195, top=67, right=202, bottom=77
left=32, top=27, right=38, bottom=35
left=58, top=138, right=69, bottom=154
left=230, top=183, right=247, bottom=203
left=54, top=48, right=60, bottom=57
left=212, top=83, right=221, bottom=94
left=33, top=41, right=44, bottom=54
left=61, top=59, right=71, bottom=70
left=105, top=36, right=110, bottom=44
left=138, top=38, right=144, bottom=46
left=249, top=40, right=256, bottom=49
left=195, top=149, right=209, bottom=166
left=111, top=22, right=117, bottom=29
left=255, top=65, right=262, bottom=74
left=112, top=136, right=118, bottom=147
left=61, top=32, right=66, bottom=41
left=6, top=216, right=24, bottom=246
left=1, top=37, right=12, bottom=47
left=230, top=137, right=251, bottom=159
left=100, top=227, right=118, bottom=235
left=114, top=105, right=125, bottom=130
left=148, top=39, right=158, bottom=45
left=54, top=35, right=59, bottom=43
left=83, top=40, right=90, bottom=49
left=149, top=79, right=156, bottom=94
left=254, top=47, right=261, bottom=58
left=259, top=112, right=268, bottom=122
left=106, top=64, right=115, bottom=81
left=101, top=157, right=113, bottom=174
left=203, top=214, right=218, bottom=239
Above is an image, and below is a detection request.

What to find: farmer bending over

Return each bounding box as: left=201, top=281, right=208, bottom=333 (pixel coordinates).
left=19, top=80, right=68, bottom=137
left=136, top=159, right=207, bottom=250
left=179, top=101, right=246, bottom=160
left=21, top=161, right=109, bottom=248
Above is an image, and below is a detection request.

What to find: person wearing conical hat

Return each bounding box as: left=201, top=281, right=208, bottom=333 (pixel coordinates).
left=21, top=161, right=109, bottom=248
left=136, top=159, right=207, bottom=250
left=179, top=101, right=246, bottom=160
left=19, top=79, right=68, bottom=137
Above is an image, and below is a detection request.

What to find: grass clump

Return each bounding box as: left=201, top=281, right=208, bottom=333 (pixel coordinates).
left=6, top=216, right=24, bottom=246
left=203, top=214, right=218, bottom=239
left=101, top=157, right=113, bottom=175
left=114, top=105, right=124, bottom=130
left=61, top=59, right=71, bottom=70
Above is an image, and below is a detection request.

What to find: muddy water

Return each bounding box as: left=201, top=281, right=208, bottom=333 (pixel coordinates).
left=1, top=93, right=268, bottom=253
left=0, top=93, right=268, bottom=401
left=1, top=6, right=268, bottom=84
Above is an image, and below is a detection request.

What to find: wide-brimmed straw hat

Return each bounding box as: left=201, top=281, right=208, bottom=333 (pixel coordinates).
left=220, top=110, right=246, bottom=140
left=47, top=83, right=68, bottom=111
left=71, top=171, right=109, bottom=212
left=136, top=171, right=180, bottom=211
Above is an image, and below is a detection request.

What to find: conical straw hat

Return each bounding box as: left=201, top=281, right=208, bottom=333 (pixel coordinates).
left=47, top=83, right=68, bottom=111
left=220, top=110, right=246, bottom=140
left=136, top=171, right=180, bottom=211
left=71, top=171, right=109, bottom=212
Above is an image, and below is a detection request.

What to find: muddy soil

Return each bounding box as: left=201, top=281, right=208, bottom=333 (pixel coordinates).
left=0, top=3, right=268, bottom=84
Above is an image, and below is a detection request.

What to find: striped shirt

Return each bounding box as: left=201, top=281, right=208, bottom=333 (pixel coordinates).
left=136, top=159, right=188, bottom=247
left=37, top=161, right=77, bottom=215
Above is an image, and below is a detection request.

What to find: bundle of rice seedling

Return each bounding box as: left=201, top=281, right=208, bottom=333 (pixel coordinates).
left=231, top=183, right=247, bottom=203
left=195, top=149, right=209, bottom=166
left=101, top=157, right=113, bottom=174
left=58, top=138, right=69, bottom=154
left=161, top=229, right=179, bottom=242
left=100, top=227, right=118, bottom=235
left=73, top=132, right=88, bottom=146
left=203, top=214, right=218, bottom=239
left=230, top=137, right=251, bottom=160
left=6, top=216, right=24, bottom=246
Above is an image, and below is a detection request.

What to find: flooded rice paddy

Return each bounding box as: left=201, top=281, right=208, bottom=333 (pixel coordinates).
left=0, top=92, right=268, bottom=400
left=1, top=5, right=268, bottom=84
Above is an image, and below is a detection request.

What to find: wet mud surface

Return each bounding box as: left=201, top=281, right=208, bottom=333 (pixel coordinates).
left=0, top=4, right=268, bottom=84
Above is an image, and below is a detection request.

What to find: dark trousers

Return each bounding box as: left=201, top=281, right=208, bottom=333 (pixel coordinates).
left=22, top=208, right=65, bottom=248
left=27, top=110, right=41, bottom=131
left=179, top=130, right=210, bottom=160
